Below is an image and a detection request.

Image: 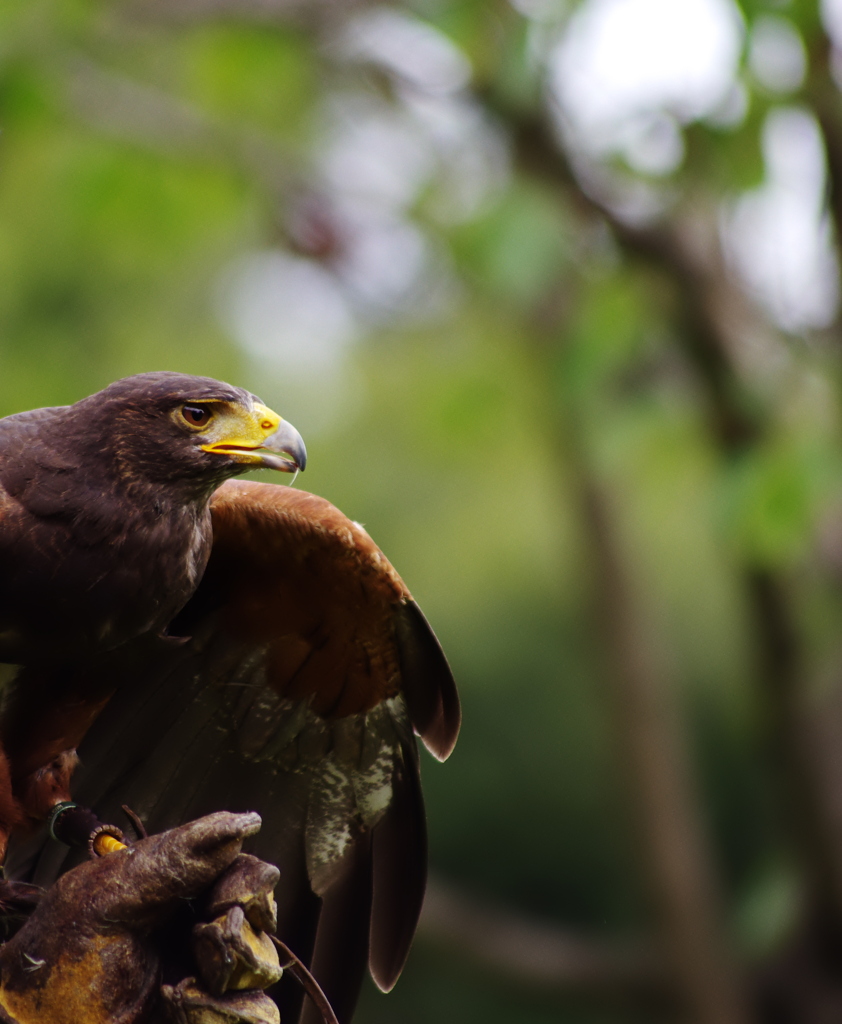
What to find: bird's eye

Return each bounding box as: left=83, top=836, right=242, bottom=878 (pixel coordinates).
left=181, top=404, right=212, bottom=428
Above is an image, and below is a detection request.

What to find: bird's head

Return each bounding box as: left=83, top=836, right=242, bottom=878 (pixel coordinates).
left=64, top=372, right=307, bottom=497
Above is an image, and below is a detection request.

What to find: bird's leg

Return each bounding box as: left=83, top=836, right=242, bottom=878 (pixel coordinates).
left=8, top=747, right=125, bottom=858
left=47, top=802, right=127, bottom=856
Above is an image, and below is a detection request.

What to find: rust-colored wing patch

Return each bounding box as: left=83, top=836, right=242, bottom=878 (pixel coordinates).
left=200, top=481, right=410, bottom=720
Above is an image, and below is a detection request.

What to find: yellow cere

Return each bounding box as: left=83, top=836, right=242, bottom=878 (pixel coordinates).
left=254, top=403, right=281, bottom=435
left=199, top=402, right=283, bottom=457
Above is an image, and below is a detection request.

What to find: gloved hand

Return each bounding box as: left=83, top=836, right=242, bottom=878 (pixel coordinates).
left=0, top=811, right=284, bottom=1024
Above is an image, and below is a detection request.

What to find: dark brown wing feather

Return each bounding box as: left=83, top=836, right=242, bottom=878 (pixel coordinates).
left=394, top=601, right=461, bottom=762
left=369, top=741, right=426, bottom=990
left=9, top=479, right=459, bottom=1023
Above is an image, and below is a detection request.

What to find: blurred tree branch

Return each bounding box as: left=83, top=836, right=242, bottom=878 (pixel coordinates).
left=501, top=103, right=764, bottom=451
left=484, top=78, right=842, bottom=1020
left=556, top=409, right=750, bottom=1024
left=419, top=877, right=666, bottom=1000
left=473, top=92, right=753, bottom=1022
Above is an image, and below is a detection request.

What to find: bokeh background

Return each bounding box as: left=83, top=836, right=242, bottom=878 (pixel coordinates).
left=6, top=0, right=842, bottom=1021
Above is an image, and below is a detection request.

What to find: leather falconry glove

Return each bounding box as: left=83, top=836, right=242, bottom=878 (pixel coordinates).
left=0, top=811, right=295, bottom=1024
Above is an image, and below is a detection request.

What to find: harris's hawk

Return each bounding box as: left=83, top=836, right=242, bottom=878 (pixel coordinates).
left=0, top=372, right=460, bottom=1023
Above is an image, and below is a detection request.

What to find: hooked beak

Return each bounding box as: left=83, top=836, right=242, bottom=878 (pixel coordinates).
left=258, top=416, right=307, bottom=473
left=200, top=403, right=307, bottom=473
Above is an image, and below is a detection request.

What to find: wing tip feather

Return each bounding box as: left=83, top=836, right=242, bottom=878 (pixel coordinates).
left=394, top=601, right=461, bottom=762
left=418, top=704, right=460, bottom=762
left=368, top=750, right=427, bottom=995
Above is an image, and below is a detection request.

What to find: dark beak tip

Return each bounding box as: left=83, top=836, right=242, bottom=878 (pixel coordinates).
left=263, top=419, right=307, bottom=473
left=283, top=436, right=306, bottom=473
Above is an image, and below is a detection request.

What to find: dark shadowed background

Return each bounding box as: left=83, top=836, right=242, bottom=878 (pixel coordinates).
left=3, top=1, right=842, bottom=1022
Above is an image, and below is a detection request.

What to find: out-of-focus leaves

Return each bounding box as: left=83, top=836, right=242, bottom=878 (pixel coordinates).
left=450, top=182, right=572, bottom=306
left=734, top=857, right=800, bottom=956
left=720, top=440, right=838, bottom=568
left=562, top=272, right=652, bottom=401
left=183, top=25, right=318, bottom=140
left=765, top=1, right=823, bottom=39
left=427, top=0, right=511, bottom=85
left=685, top=111, right=766, bottom=192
